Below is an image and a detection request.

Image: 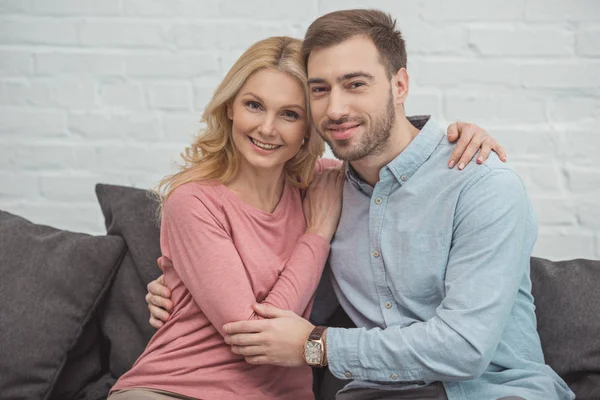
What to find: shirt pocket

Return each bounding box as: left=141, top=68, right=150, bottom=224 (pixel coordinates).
left=384, top=232, right=447, bottom=299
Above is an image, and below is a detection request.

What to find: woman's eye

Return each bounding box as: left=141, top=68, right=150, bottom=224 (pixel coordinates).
left=246, top=101, right=262, bottom=110
left=283, top=111, right=299, bottom=120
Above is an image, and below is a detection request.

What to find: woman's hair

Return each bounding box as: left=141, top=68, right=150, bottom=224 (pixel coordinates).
left=156, top=36, right=325, bottom=208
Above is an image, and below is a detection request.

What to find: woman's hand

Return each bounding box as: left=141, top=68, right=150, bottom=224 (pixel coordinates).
left=146, top=257, right=174, bottom=329
left=447, top=121, right=507, bottom=169
left=303, top=166, right=345, bottom=242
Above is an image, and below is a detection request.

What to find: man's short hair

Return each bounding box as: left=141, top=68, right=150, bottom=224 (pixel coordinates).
left=302, top=9, right=407, bottom=78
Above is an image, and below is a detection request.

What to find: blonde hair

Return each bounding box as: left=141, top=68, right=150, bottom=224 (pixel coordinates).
left=156, top=36, right=325, bottom=209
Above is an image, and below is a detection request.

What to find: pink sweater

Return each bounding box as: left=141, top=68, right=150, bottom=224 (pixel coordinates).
left=112, top=159, right=339, bottom=400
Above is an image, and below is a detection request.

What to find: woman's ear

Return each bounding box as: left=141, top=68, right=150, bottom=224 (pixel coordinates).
left=226, top=103, right=233, bottom=120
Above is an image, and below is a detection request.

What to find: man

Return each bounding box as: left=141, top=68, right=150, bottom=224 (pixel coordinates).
left=146, top=9, right=573, bottom=400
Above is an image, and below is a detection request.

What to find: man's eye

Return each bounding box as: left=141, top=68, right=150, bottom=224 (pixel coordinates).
left=349, top=82, right=365, bottom=89
left=311, top=87, right=327, bottom=93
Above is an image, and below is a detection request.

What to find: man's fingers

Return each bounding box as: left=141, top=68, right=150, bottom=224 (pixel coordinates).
left=231, top=345, right=264, bottom=357
left=147, top=293, right=173, bottom=311
left=225, top=333, right=264, bottom=346
left=253, top=303, right=291, bottom=319
left=245, top=355, right=269, bottom=365
left=148, top=304, right=170, bottom=323
left=223, top=319, right=268, bottom=334
left=149, top=317, right=164, bottom=330
left=147, top=279, right=171, bottom=299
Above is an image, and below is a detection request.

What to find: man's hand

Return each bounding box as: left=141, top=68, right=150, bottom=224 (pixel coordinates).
left=223, top=303, right=314, bottom=367
left=146, top=256, right=174, bottom=329
left=447, top=121, right=507, bottom=169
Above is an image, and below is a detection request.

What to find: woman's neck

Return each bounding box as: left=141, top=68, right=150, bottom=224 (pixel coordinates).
left=225, top=164, right=287, bottom=214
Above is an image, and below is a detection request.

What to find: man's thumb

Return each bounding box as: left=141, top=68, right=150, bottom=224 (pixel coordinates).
left=253, top=303, right=287, bottom=318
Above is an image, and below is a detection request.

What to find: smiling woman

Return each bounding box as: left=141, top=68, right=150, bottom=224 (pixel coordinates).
left=228, top=68, right=308, bottom=179
left=107, top=36, right=345, bottom=400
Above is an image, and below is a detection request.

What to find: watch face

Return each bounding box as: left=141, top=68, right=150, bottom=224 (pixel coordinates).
left=304, top=341, right=322, bottom=364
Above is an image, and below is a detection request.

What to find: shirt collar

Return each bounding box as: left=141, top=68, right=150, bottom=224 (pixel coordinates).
left=345, top=115, right=445, bottom=189
left=385, top=116, right=445, bottom=185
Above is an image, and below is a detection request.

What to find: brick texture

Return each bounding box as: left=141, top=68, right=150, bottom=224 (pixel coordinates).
left=0, top=0, right=598, bottom=260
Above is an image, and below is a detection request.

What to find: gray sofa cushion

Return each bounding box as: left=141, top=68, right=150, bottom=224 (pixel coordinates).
left=530, top=257, right=600, bottom=399
left=95, top=184, right=162, bottom=380
left=0, top=210, right=126, bottom=400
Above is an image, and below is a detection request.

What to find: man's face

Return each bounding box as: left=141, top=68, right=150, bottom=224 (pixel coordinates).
left=307, top=36, right=397, bottom=161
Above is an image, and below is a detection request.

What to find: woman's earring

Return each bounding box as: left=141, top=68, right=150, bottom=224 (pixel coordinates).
left=301, top=138, right=306, bottom=146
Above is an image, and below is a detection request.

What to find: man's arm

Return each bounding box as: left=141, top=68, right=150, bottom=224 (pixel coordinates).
left=325, top=168, right=535, bottom=382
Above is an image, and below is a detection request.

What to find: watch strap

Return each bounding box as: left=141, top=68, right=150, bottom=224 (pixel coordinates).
left=309, top=325, right=327, bottom=341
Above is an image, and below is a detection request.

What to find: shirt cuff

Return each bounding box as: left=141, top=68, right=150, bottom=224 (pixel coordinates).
left=326, top=327, right=362, bottom=380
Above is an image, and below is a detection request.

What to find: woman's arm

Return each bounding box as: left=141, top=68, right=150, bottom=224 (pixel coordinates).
left=162, top=169, right=344, bottom=337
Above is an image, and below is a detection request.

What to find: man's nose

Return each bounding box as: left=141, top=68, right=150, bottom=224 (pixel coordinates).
left=326, top=88, right=350, bottom=122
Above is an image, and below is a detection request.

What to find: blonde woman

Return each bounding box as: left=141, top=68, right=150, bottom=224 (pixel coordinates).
left=110, top=36, right=502, bottom=400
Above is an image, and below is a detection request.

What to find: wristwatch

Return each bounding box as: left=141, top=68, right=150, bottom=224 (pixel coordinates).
left=303, top=326, right=327, bottom=367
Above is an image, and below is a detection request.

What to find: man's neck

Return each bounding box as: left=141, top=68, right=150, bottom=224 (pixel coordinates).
left=349, top=116, right=420, bottom=186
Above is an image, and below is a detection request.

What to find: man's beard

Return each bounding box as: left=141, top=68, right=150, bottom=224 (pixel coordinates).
left=318, top=91, right=396, bottom=162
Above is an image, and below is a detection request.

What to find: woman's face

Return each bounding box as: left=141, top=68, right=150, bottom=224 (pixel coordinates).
left=228, top=68, right=308, bottom=174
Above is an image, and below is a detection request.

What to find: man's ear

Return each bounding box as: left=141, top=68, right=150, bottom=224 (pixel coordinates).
left=226, top=102, right=233, bottom=120
left=391, top=67, right=409, bottom=107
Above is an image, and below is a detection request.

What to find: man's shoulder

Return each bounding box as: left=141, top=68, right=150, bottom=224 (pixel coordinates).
left=433, top=142, right=518, bottom=181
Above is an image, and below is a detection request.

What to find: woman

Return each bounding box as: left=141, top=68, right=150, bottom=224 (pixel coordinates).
left=111, top=36, right=503, bottom=400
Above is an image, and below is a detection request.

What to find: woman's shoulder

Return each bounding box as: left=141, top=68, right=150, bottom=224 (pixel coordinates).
left=314, top=158, right=342, bottom=173
left=164, top=180, right=224, bottom=214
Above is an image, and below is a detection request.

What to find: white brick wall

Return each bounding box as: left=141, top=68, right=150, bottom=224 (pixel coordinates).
left=1, top=0, right=599, bottom=260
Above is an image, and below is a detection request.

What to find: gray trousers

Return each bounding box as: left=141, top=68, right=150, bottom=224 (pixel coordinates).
left=336, top=384, right=526, bottom=400
left=108, top=388, right=196, bottom=400
left=335, top=382, right=448, bottom=400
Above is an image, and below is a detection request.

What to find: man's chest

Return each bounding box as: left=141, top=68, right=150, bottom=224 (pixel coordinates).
left=330, top=184, right=454, bottom=315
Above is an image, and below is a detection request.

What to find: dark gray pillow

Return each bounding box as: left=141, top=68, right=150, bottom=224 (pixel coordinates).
left=94, top=184, right=162, bottom=380
left=531, top=257, right=600, bottom=399
left=0, top=210, right=126, bottom=400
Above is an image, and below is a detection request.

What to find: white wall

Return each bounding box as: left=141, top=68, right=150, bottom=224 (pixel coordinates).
left=0, top=0, right=599, bottom=260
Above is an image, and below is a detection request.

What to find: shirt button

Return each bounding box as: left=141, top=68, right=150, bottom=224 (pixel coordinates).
left=384, top=301, right=392, bottom=309
left=345, top=371, right=352, bottom=378
left=375, top=197, right=382, bottom=205
left=372, top=250, right=380, bottom=258
left=391, top=373, right=398, bottom=380
left=401, top=175, right=407, bottom=181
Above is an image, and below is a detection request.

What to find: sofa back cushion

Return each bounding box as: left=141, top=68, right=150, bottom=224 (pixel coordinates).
left=0, top=210, right=126, bottom=400
left=530, top=257, right=600, bottom=398
left=94, top=184, right=163, bottom=379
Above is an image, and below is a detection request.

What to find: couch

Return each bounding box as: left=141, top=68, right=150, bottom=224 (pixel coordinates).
left=0, top=184, right=598, bottom=400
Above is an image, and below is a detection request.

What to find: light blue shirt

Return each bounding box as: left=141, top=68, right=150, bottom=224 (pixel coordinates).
left=320, top=117, right=574, bottom=399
